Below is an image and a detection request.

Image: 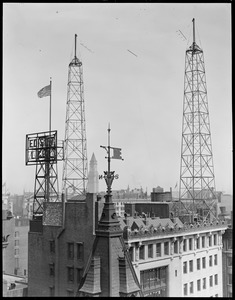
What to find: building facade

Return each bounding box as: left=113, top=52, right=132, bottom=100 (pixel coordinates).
left=14, top=218, right=29, bottom=277
left=222, top=226, right=233, bottom=297
left=2, top=209, right=15, bottom=275
left=120, top=216, right=227, bottom=297
left=27, top=193, right=101, bottom=297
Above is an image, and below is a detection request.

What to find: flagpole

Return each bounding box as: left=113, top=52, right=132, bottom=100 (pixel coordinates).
left=46, top=78, right=52, bottom=202
left=107, top=123, right=111, bottom=196
left=49, top=78, right=52, bottom=133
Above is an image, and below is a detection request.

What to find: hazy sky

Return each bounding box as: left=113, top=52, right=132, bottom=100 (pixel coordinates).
left=3, top=3, right=232, bottom=196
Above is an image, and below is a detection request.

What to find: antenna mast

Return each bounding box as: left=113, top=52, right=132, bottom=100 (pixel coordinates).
left=75, top=34, right=77, bottom=59
left=178, top=19, right=218, bottom=223
left=192, top=18, right=195, bottom=49
left=62, top=34, right=88, bottom=199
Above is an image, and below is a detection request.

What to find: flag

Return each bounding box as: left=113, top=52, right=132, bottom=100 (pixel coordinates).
left=111, top=147, right=123, bottom=160
left=174, top=182, right=178, bottom=189
left=37, top=84, right=51, bottom=98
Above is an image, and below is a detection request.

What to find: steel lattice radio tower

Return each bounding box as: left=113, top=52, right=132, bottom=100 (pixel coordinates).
left=179, top=19, right=218, bottom=222
left=62, top=34, right=88, bottom=199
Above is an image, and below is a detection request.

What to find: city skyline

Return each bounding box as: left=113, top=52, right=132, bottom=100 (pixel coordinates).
left=3, top=3, right=232, bottom=195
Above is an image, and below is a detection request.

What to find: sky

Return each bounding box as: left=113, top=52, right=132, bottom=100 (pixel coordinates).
left=3, top=3, right=232, bottom=196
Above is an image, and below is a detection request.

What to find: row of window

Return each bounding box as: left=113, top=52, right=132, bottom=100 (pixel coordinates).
left=183, top=274, right=218, bottom=295
left=49, top=241, right=84, bottom=261
left=183, top=254, right=218, bottom=273
left=183, top=234, right=217, bottom=251
left=130, top=234, right=218, bottom=261
left=49, top=264, right=83, bottom=283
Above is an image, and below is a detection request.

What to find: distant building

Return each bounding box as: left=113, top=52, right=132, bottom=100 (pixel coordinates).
left=151, top=187, right=173, bottom=202
left=2, top=209, right=15, bottom=274
left=219, top=193, right=233, bottom=214
left=14, top=218, right=29, bottom=277
left=222, top=210, right=233, bottom=297
left=87, top=153, right=99, bottom=193
left=9, top=194, right=24, bottom=217
left=120, top=215, right=227, bottom=297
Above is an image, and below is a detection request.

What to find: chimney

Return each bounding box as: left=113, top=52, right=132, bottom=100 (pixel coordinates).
left=144, top=214, right=149, bottom=226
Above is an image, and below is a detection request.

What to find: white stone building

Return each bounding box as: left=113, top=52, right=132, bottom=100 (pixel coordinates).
left=119, top=216, right=227, bottom=297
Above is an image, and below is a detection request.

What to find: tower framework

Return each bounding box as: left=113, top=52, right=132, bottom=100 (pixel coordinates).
left=25, top=130, right=63, bottom=217
left=62, top=34, right=88, bottom=198
left=178, top=19, right=217, bottom=222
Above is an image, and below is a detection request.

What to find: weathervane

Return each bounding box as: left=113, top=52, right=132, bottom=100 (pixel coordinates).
left=100, top=124, right=124, bottom=197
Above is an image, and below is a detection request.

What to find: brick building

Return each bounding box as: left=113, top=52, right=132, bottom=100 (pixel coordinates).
left=27, top=193, right=101, bottom=297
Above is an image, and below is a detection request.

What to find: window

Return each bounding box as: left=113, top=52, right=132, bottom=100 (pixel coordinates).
left=197, top=258, right=200, bottom=270
left=174, top=241, right=178, bottom=254
left=190, top=281, right=194, bottom=294
left=196, top=237, right=200, bottom=249
left=189, top=238, right=193, bottom=250
left=209, top=255, right=213, bottom=267
left=77, top=243, right=84, bottom=260
left=227, top=239, right=232, bottom=250
left=148, top=244, right=153, bottom=258
left=156, top=243, right=161, bottom=257
left=209, top=235, right=212, bottom=247
left=129, top=247, right=134, bottom=261
left=227, top=256, right=232, bottom=267
left=184, top=283, right=188, bottom=296
left=210, top=275, right=213, bottom=287
left=24, top=269, right=27, bottom=276
left=140, top=267, right=167, bottom=296
left=49, top=286, right=55, bottom=297
left=15, top=231, right=19, bottom=237
left=139, top=245, right=145, bottom=260
left=14, top=249, right=19, bottom=255
left=15, top=257, right=19, bottom=269
left=228, top=274, right=232, bottom=285
left=197, top=279, right=201, bottom=291
left=203, top=278, right=206, bottom=289
left=202, top=236, right=205, bottom=248
left=164, top=242, right=169, bottom=255
left=183, top=239, right=187, bottom=252
left=202, top=257, right=206, bottom=269
left=183, top=262, right=187, bottom=274
left=67, top=267, right=74, bottom=283
left=214, top=274, right=218, bottom=285
left=77, top=268, right=83, bottom=283
left=214, top=254, right=217, bottom=265
left=50, top=240, right=55, bottom=253
left=213, top=234, right=217, bottom=246
left=189, top=260, right=193, bottom=272
left=68, top=243, right=74, bottom=259
left=49, top=263, right=55, bottom=277
left=15, top=240, right=19, bottom=246
left=175, top=270, right=177, bottom=277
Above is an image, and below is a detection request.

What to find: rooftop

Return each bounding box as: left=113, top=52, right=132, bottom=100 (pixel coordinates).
left=119, top=216, right=227, bottom=240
